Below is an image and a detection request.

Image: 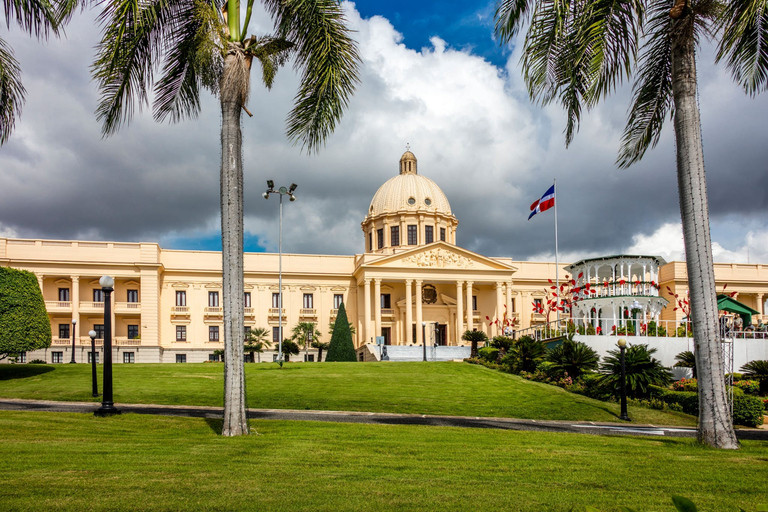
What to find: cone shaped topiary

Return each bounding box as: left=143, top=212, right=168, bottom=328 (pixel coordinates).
left=0, top=267, right=51, bottom=359
left=325, top=302, right=356, bottom=362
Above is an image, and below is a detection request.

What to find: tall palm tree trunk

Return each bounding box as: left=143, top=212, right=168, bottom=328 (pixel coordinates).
left=220, top=50, right=248, bottom=437
left=670, top=25, right=738, bottom=449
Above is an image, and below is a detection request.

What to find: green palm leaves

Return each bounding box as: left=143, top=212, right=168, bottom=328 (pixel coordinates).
left=717, top=0, right=768, bottom=96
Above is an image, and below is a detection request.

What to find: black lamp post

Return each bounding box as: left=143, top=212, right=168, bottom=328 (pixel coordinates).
left=95, top=275, right=120, bottom=416
left=89, top=330, right=99, bottom=397
left=70, top=319, right=77, bottom=363
left=422, top=322, right=427, bottom=361
left=618, top=338, right=629, bottom=421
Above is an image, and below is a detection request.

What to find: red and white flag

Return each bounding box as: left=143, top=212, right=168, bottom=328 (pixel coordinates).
left=528, top=184, right=555, bottom=220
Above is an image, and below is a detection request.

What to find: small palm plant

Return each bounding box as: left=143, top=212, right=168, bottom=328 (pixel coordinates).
left=674, top=350, right=697, bottom=379
left=504, top=335, right=547, bottom=373
left=462, top=330, right=488, bottom=359
left=244, top=327, right=270, bottom=363
left=740, top=360, right=768, bottom=396
left=600, top=344, right=672, bottom=398
left=291, top=322, right=321, bottom=362
left=545, top=335, right=599, bottom=379
left=280, top=339, right=300, bottom=362
left=311, top=340, right=330, bottom=362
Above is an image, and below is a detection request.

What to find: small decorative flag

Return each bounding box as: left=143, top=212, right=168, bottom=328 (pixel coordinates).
left=528, top=184, right=555, bottom=220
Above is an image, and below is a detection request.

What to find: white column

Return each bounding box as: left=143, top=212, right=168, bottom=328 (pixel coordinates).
left=374, top=279, right=382, bottom=341
left=363, top=279, right=371, bottom=344
left=415, top=280, right=423, bottom=345
left=757, top=293, right=764, bottom=320
left=405, top=280, right=413, bottom=344
left=36, top=273, right=44, bottom=291
left=495, top=282, right=504, bottom=337
left=466, top=281, right=474, bottom=331
left=456, top=281, right=464, bottom=340
left=506, top=282, right=513, bottom=329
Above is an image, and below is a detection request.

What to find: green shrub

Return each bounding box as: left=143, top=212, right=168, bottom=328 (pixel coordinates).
left=740, top=360, right=768, bottom=395
left=576, top=373, right=613, bottom=401
left=733, top=380, right=760, bottom=395
left=673, top=350, right=696, bottom=378
left=671, top=378, right=697, bottom=392
left=503, top=335, right=547, bottom=373
left=0, top=267, right=51, bottom=360
left=325, top=302, right=356, bottom=362
left=28, top=359, right=46, bottom=364
left=645, top=320, right=667, bottom=337
left=599, top=344, right=672, bottom=398
left=650, top=386, right=699, bottom=416
left=477, top=346, right=499, bottom=363
left=489, top=336, right=513, bottom=352
left=733, top=395, right=765, bottom=427
left=545, top=335, right=599, bottom=379
left=462, top=329, right=488, bottom=359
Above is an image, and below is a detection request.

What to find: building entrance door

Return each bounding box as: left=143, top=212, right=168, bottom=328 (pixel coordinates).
left=381, top=327, right=391, bottom=345
left=436, top=324, right=447, bottom=345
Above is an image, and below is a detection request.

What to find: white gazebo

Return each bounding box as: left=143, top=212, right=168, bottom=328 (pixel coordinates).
left=565, top=255, right=669, bottom=335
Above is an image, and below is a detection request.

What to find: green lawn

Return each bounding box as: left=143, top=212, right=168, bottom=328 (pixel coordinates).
left=0, top=362, right=696, bottom=425
left=0, top=411, right=765, bottom=511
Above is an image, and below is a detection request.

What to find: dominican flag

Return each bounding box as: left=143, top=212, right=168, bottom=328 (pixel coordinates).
left=528, top=184, right=555, bottom=220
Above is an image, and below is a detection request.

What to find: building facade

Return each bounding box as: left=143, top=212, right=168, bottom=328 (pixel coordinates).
left=3, top=151, right=768, bottom=363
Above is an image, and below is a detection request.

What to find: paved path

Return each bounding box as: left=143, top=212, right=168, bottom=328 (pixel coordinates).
left=1, top=399, right=766, bottom=440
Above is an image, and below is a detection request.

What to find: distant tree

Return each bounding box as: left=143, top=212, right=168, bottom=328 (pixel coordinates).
left=280, top=339, right=300, bottom=362
left=545, top=335, right=599, bottom=379
left=504, top=335, right=547, bottom=373
left=326, top=302, right=356, bottom=362
left=740, top=360, right=768, bottom=396
left=244, top=327, right=270, bottom=363
left=0, top=267, right=51, bottom=360
left=291, top=322, right=321, bottom=362
left=600, top=344, right=672, bottom=398
left=462, top=329, right=488, bottom=359
left=674, top=350, right=697, bottom=379
left=311, top=341, right=330, bottom=362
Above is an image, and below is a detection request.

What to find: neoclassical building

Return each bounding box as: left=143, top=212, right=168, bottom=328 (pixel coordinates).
left=3, top=150, right=768, bottom=363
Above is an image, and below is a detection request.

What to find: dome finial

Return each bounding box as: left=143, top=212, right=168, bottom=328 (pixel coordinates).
left=406, top=142, right=411, bottom=151
left=399, top=146, right=417, bottom=175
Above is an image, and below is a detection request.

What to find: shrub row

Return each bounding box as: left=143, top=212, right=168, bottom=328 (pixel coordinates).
left=650, top=385, right=764, bottom=427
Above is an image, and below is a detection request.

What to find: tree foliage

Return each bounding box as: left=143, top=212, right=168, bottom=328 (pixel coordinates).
left=503, top=335, right=547, bottom=373
left=545, top=335, right=599, bottom=379
left=674, top=350, right=697, bottom=378
left=740, top=359, right=768, bottom=395
left=0, top=267, right=51, bottom=359
left=325, top=302, right=355, bottom=362
left=462, top=329, right=488, bottom=359
left=600, top=343, right=673, bottom=398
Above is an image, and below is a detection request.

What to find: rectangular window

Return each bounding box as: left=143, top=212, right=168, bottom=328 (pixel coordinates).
left=472, top=295, right=478, bottom=311
left=244, top=326, right=251, bottom=340
left=368, top=232, right=373, bottom=252
left=333, top=294, right=344, bottom=308
left=58, top=288, right=70, bottom=301
left=425, top=226, right=434, bottom=244
left=93, top=289, right=104, bottom=302
left=52, top=352, right=63, bottom=364
left=176, top=325, right=187, bottom=342
left=209, top=353, right=220, bottom=362
left=303, top=293, right=314, bottom=309
left=123, top=352, right=135, bottom=364
left=176, top=354, right=186, bottom=363
left=511, top=298, right=516, bottom=311
left=208, top=291, right=219, bottom=307
left=94, top=324, right=105, bottom=339
left=273, top=354, right=278, bottom=362
left=381, top=294, right=391, bottom=309
left=88, top=352, right=99, bottom=364
left=19, top=352, right=26, bottom=363
left=59, top=324, right=70, bottom=340
left=127, top=289, right=139, bottom=303
left=272, top=326, right=281, bottom=343
left=304, top=354, right=315, bottom=362
left=244, top=292, right=251, bottom=308
left=272, top=293, right=280, bottom=308
left=377, top=228, right=384, bottom=249
left=175, top=291, right=186, bottom=307
left=209, top=326, right=220, bottom=342
left=127, top=325, right=139, bottom=340
left=391, top=226, right=400, bottom=247
left=407, top=225, right=417, bottom=245
left=440, top=228, right=446, bottom=242
left=534, top=298, right=543, bottom=311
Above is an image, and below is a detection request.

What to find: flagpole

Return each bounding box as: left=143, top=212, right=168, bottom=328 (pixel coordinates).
left=554, top=179, right=559, bottom=326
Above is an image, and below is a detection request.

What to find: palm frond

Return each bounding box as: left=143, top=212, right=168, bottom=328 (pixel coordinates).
left=153, top=0, right=223, bottom=123
left=521, top=0, right=572, bottom=104
left=3, top=0, right=59, bottom=37
left=0, top=37, right=26, bottom=145
left=617, top=1, right=674, bottom=168
left=264, top=0, right=361, bottom=153
left=245, top=35, right=294, bottom=89
left=716, top=0, right=768, bottom=95
left=494, top=0, right=535, bottom=42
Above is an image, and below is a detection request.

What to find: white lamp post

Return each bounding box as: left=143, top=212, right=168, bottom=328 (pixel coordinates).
left=264, top=182, right=297, bottom=365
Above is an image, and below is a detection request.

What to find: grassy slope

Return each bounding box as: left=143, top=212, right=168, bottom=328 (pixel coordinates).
left=0, top=362, right=695, bottom=424
left=0, top=411, right=766, bottom=511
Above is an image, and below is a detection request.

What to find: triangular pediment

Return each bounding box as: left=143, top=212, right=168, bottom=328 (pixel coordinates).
left=365, top=242, right=517, bottom=272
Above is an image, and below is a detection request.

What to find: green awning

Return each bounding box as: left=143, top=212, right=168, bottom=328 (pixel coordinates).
left=717, top=294, right=759, bottom=325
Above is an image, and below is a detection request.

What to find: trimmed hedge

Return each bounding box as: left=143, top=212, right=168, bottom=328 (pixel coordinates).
left=325, top=302, right=356, bottom=362
left=650, top=385, right=765, bottom=427
left=0, top=267, right=51, bottom=359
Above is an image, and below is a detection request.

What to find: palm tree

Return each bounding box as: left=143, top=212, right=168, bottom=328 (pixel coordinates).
left=311, top=340, right=329, bottom=361
left=291, top=321, right=320, bottom=362
left=601, top=344, right=673, bottom=398
left=462, top=329, right=488, bottom=359
left=244, top=327, right=270, bottom=363
left=92, top=0, right=360, bottom=436
left=493, top=0, right=763, bottom=449
left=740, top=360, right=768, bottom=395
left=505, top=335, right=547, bottom=373
left=674, top=350, right=697, bottom=378
left=1, top=0, right=61, bottom=144
left=545, top=336, right=599, bottom=379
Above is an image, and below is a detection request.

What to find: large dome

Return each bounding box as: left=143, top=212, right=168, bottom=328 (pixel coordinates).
left=367, top=151, right=453, bottom=217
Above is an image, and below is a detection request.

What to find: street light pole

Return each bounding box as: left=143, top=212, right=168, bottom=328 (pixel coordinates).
left=89, top=330, right=99, bottom=397
left=70, top=318, right=77, bottom=363
left=618, top=338, right=629, bottom=421
left=95, top=275, right=120, bottom=416
left=422, top=321, right=427, bottom=362
left=264, top=182, right=297, bottom=366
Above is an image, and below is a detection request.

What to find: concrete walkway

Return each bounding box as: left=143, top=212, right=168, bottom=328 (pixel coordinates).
left=2, top=398, right=766, bottom=440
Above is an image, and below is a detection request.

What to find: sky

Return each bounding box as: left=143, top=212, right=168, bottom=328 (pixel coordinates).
left=1, top=1, right=768, bottom=265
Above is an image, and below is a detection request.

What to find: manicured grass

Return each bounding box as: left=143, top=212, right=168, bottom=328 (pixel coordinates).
left=0, top=362, right=695, bottom=425
left=0, top=411, right=766, bottom=511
